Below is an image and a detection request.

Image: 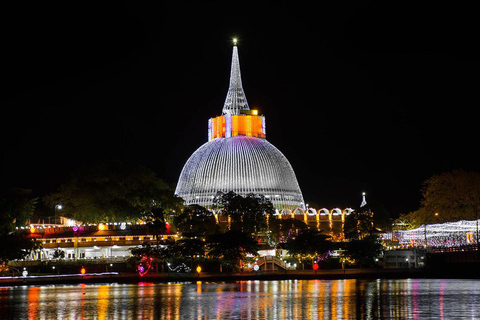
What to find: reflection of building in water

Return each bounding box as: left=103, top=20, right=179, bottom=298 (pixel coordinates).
left=9, top=279, right=467, bottom=319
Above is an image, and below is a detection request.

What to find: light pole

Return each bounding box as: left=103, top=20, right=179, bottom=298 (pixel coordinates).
left=54, top=204, right=63, bottom=224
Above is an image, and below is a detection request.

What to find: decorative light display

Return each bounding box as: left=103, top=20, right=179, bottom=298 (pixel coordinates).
left=384, top=219, right=480, bottom=248
left=312, top=263, right=319, bottom=271
left=167, top=262, right=191, bottom=273
left=175, top=41, right=305, bottom=210
left=138, top=255, right=153, bottom=277
left=209, top=114, right=266, bottom=140
left=80, top=267, right=86, bottom=274
left=315, top=251, right=331, bottom=263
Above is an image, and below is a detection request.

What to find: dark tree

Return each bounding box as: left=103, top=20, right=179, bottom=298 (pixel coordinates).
left=243, top=193, right=275, bottom=233
left=0, top=233, right=39, bottom=266
left=344, top=210, right=376, bottom=240
left=345, top=235, right=383, bottom=267
left=0, top=188, right=38, bottom=267
left=285, top=229, right=332, bottom=262
left=173, top=204, right=218, bottom=237
left=44, top=159, right=183, bottom=223
left=213, top=191, right=274, bottom=234
left=169, top=238, right=206, bottom=259
left=145, top=208, right=167, bottom=246
left=129, top=242, right=172, bottom=273
left=207, top=230, right=259, bottom=271
left=0, top=188, right=37, bottom=233
left=268, top=217, right=308, bottom=244
left=399, top=170, right=480, bottom=228
left=130, top=242, right=170, bottom=261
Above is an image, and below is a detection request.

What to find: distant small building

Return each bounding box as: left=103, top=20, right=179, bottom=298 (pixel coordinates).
left=382, top=249, right=426, bottom=268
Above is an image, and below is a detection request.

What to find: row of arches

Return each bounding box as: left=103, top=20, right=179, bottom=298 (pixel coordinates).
left=275, top=208, right=354, bottom=217
left=210, top=207, right=354, bottom=216
left=210, top=207, right=355, bottom=226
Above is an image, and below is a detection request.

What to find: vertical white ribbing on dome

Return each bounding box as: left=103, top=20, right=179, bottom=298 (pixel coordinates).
left=175, top=136, right=305, bottom=210
left=222, top=45, right=249, bottom=115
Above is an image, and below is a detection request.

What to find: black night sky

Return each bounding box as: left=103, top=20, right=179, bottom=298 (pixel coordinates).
left=1, top=1, right=479, bottom=217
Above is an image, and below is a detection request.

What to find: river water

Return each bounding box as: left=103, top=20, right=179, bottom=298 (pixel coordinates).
left=1, top=279, right=480, bottom=319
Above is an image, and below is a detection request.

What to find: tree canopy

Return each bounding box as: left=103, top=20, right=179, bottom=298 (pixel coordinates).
left=344, top=210, right=376, bottom=240
left=0, top=188, right=39, bottom=266
left=207, top=230, right=260, bottom=270
left=0, top=233, right=40, bottom=265
left=43, top=159, right=183, bottom=223
left=173, top=204, right=218, bottom=237
left=285, top=229, right=331, bottom=260
left=0, top=188, right=37, bottom=234
left=398, top=170, right=480, bottom=228
left=345, top=234, right=383, bottom=267
left=268, top=217, right=308, bottom=244
left=213, top=191, right=274, bottom=234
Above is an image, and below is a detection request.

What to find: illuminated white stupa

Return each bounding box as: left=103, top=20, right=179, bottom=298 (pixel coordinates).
left=175, top=40, right=305, bottom=210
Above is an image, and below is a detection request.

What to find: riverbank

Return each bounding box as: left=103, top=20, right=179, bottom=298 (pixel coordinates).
left=2, top=267, right=479, bottom=287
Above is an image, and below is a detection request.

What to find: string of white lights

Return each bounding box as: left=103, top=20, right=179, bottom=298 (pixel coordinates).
left=386, top=219, right=480, bottom=247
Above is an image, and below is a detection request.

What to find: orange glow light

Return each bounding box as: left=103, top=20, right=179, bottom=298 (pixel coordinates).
left=80, top=267, right=86, bottom=274
left=210, top=114, right=265, bottom=139
left=30, top=227, right=35, bottom=233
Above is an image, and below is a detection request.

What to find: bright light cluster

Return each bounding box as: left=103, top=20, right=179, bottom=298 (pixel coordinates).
left=387, top=219, right=479, bottom=248
left=208, top=114, right=266, bottom=140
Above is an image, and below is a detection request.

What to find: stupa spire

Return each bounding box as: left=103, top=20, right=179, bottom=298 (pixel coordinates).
left=360, top=192, right=367, bottom=207
left=222, top=39, right=249, bottom=115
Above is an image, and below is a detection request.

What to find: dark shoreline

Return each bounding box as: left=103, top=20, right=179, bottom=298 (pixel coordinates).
left=2, top=267, right=479, bottom=287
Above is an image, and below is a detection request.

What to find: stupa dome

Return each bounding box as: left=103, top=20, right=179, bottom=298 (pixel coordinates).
left=175, top=41, right=305, bottom=210
left=176, top=136, right=304, bottom=210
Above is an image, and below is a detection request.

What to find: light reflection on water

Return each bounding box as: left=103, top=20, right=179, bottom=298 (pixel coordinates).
left=1, top=279, right=480, bottom=319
